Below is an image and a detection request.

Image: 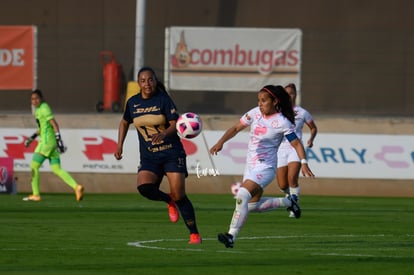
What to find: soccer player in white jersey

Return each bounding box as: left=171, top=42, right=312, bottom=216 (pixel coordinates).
left=210, top=85, right=315, bottom=248
left=277, top=83, right=317, bottom=217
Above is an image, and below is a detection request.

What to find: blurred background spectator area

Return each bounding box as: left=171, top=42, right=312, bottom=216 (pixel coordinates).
left=1, top=0, right=413, bottom=116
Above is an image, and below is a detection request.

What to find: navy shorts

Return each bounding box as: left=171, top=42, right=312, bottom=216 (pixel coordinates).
left=139, top=152, right=188, bottom=179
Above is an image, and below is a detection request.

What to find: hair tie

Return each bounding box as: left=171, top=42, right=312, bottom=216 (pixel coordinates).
left=261, top=87, right=276, bottom=99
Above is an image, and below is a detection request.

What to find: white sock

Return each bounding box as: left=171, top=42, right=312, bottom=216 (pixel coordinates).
left=228, top=187, right=251, bottom=240
left=248, top=197, right=286, bottom=212
left=290, top=186, right=300, bottom=200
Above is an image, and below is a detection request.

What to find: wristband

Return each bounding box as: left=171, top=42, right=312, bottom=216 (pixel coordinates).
left=301, top=159, right=308, bottom=164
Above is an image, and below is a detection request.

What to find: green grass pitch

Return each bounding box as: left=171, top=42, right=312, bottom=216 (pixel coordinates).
left=0, top=193, right=413, bottom=274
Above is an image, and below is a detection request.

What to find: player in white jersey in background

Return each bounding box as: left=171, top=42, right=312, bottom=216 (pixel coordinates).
left=210, top=85, right=315, bottom=248
left=277, top=83, right=318, bottom=217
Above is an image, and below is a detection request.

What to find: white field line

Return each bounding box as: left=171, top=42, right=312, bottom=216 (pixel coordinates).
left=127, top=234, right=414, bottom=256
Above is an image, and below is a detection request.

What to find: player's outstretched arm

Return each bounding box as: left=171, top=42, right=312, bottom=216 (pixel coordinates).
left=210, top=122, right=246, bottom=155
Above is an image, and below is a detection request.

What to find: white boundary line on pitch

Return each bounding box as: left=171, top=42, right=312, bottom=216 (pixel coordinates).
left=127, top=234, right=414, bottom=256
left=127, top=238, right=244, bottom=254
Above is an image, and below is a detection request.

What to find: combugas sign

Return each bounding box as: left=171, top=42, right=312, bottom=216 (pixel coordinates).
left=164, top=27, right=302, bottom=92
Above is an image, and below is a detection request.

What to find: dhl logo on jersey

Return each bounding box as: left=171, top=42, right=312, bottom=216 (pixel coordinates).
left=133, top=106, right=160, bottom=114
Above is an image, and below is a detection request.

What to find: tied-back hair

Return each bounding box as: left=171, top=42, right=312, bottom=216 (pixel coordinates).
left=32, top=89, right=44, bottom=100
left=285, top=83, right=297, bottom=93
left=138, top=66, right=168, bottom=94
left=261, top=85, right=295, bottom=125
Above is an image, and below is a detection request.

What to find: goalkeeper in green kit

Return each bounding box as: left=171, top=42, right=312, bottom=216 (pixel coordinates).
left=23, top=89, right=84, bottom=202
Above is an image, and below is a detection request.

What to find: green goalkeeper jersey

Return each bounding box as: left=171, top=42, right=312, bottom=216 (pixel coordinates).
left=35, top=102, right=56, bottom=146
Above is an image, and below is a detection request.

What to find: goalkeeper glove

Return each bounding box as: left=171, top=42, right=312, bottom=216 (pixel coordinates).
left=24, top=133, right=38, bottom=147
left=55, top=132, right=67, bottom=153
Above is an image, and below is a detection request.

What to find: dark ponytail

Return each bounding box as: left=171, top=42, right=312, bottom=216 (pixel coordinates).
left=261, top=85, right=295, bottom=125
left=137, top=66, right=169, bottom=94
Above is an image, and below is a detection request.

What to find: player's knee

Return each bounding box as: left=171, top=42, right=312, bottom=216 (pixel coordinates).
left=30, top=167, right=38, bottom=178
left=50, top=164, right=62, bottom=175
left=137, top=183, right=159, bottom=200
left=30, top=161, right=41, bottom=171
left=235, top=187, right=252, bottom=204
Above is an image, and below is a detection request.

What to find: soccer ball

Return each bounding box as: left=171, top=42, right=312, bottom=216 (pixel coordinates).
left=231, top=182, right=241, bottom=198
left=176, top=112, right=202, bottom=139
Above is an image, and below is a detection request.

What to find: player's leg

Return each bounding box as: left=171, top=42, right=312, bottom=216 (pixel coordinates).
left=276, top=148, right=290, bottom=195
left=277, top=166, right=289, bottom=194
left=285, top=150, right=301, bottom=217
left=167, top=171, right=201, bottom=244
left=248, top=196, right=290, bottom=212
left=137, top=170, right=179, bottom=223
left=50, top=161, right=76, bottom=189
left=247, top=163, right=300, bottom=217
left=222, top=186, right=251, bottom=248
left=245, top=165, right=284, bottom=212
left=23, top=153, right=46, bottom=201
left=136, top=170, right=171, bottom=202
left=49, top=156, right=84, bottom=201
left=282, top=148, right=301, bottom=217
left=287, top=161, right=301, bottom=199
left=218, top=179, right=261, bottom=248
left=136, top=155, right=170, bottom=202
left=249, top=194, right=300, bottom=217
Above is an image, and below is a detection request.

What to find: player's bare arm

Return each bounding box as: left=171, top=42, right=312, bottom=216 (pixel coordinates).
left=114, top=119, right=130, bottom=160
left=210, top=122, right=246, bottom=155
left=289, top=139, right=315, bottom=178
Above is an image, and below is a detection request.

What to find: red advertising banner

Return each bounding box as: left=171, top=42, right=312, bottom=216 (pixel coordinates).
left=1, top=128, right=414, bottom=179
left=0, top=26, right=37, bottom=90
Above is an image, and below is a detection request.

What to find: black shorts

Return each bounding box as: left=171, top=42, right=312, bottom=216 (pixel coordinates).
left=139, top=152, right=188, bottom=179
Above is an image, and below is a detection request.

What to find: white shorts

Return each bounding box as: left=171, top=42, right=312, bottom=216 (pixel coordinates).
left=242, top=163, right=276, bottom=189
left=277, top=146, right=300, bottom=168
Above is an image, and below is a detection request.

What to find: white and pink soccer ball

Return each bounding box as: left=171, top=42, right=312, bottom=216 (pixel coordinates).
left=176, top=112, right=203, bottom=139
left=231, top=182, right=241, bottom=198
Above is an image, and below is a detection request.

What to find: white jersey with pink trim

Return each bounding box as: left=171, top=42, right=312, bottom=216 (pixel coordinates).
left=279, top=106, right=313, bottom=150
left=240, top=107, right=295, bottom=168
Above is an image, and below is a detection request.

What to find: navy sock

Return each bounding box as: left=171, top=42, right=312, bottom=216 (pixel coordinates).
left=175, top=196, right=199, bottom=234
